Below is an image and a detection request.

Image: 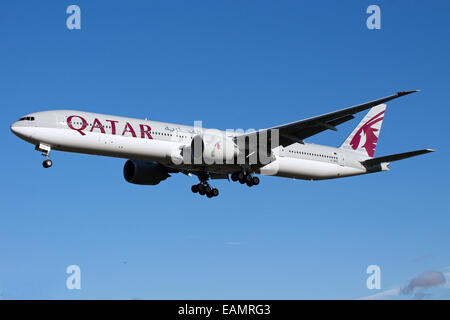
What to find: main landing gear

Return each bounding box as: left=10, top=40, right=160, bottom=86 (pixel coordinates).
left=231, top=171, right=260, bottom=187
left=191, top=183, right=219, bottom=198
left=191, top=172, right=219, bottom=198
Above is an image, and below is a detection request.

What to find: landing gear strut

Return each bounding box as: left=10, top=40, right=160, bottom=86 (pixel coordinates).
left=36, top=143, right=53, bottom=168
left=231, top=171, right=259, bottom=187
left=191, top=173, right=219, bottom=198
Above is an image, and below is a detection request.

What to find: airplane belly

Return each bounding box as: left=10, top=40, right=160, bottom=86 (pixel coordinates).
left=258, top=156, right=366, bottom=180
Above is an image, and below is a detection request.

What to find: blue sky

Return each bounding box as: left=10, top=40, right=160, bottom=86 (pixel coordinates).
left=0, top=1, right=449, bottom=299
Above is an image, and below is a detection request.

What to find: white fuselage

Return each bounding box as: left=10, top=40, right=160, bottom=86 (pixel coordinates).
left=10, top=110, right=373, bottom=181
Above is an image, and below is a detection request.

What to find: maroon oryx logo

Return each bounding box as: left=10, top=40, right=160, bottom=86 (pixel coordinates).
left=350, top=110, right=384, bottom=157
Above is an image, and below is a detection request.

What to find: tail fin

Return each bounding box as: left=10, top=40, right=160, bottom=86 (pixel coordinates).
left=340, top=104, right=386, bottom=158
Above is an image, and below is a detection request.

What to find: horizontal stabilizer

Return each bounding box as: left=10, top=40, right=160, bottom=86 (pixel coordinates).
left=362, top=149, right=435, bottom=167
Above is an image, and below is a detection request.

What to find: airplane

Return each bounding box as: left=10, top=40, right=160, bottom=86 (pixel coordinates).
left=10, top=90, right=434, bottom=198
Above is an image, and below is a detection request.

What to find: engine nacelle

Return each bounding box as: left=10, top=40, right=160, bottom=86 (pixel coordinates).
left=123, top=160, right=171, bottom=185
left=191, top=131, right=239, bottom=164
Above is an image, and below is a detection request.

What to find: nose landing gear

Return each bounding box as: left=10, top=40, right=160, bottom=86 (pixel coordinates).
left=36, top=143, right=53, bottom=168
left=42, top=159, right=53, bottom=168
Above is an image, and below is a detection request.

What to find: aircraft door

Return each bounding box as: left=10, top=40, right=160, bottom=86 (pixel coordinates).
left=338, top=151, right=345, bottom=166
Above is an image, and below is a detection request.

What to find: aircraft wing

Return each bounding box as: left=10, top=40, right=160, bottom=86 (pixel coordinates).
left=234, top=91, right=418, bottom=148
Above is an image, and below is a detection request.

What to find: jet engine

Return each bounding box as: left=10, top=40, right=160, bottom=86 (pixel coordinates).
left=123, top=160, right=171, bottom=185
left=190, top=132, right=239, bottom=164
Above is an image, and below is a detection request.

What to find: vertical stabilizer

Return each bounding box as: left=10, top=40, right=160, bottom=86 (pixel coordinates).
left=340, top=104, right=386, bottom=158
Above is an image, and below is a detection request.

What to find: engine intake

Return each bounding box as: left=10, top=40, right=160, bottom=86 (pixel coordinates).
left=123, top=160, right=171, bottom=185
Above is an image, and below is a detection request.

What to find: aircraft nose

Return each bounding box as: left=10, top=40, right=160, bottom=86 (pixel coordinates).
left=10, top=122, right=19, bottom=135
left=10, top=122, right=35, bottom=139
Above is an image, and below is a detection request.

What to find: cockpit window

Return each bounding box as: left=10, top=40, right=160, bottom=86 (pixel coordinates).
left=18, top=116, right=35, bottom=121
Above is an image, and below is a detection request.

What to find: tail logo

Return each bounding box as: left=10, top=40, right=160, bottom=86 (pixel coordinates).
left=350, top=110, right=384, bottom=157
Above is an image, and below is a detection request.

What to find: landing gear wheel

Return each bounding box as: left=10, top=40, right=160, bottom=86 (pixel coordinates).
left=194, top=172, right=220, bottom=197
left=231, top=173, right=239, bottom=182
left=246, top=180, right=254, bottom=187
left=206, top=188, right=219, bottom=198
left=42, top=159, right=53, bottom=168
left=251, top=176, right=260, bottom=186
